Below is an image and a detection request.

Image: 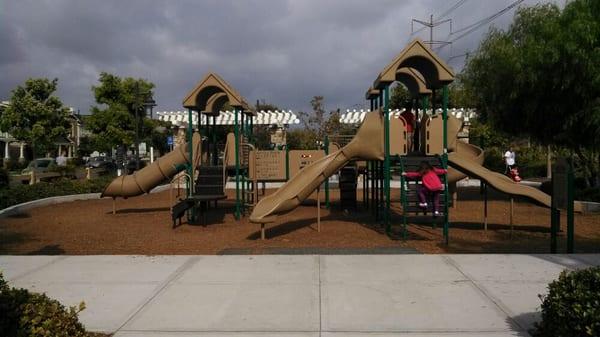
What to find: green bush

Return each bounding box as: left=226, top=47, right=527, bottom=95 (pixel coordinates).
left=532, top=267, right=600, bottom=337
left=4, top=160, right=28, bottom=173
left=576, top=187, right=600, bottom=203
left=0, top=272, right=87, bottom=337
left=0, top=176, right=114, bottom=210
left=0, top=167, right=8, bottom=188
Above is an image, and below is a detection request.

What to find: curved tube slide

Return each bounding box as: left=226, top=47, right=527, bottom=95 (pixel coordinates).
left=101, top=133, right=201, bottom=198
left=250, top=110, right=385, bottom=223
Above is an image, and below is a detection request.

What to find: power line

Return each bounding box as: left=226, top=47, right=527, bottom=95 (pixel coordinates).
left=450, top=0, right=525, bottom=43
left=435, top=0, right=468, bottom=21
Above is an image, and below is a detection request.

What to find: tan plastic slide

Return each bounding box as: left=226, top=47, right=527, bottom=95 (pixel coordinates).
left=249, top=110, right=386, bottom=223
left=448, top=141, right=552, bottom=207
left=101, top=133, right=201, bottom=198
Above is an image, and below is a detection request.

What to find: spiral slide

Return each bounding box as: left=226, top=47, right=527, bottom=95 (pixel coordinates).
left=101, top=133, right=201, bottom=198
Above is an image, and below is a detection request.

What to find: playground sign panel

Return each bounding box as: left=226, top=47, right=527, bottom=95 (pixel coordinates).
left=288, top=150, right=326, bottom=178
left=250, top=150, right=286, bottom=181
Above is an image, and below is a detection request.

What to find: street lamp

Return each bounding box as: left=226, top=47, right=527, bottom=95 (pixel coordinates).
left=134, top=92, right=156, bottom=170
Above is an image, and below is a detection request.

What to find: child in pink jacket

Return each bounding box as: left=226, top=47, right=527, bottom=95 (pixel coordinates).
left=402, top=161, right=447, bottom=216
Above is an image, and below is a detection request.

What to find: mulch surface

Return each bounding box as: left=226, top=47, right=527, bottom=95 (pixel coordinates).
left=1, top=187, right=599, bottom=255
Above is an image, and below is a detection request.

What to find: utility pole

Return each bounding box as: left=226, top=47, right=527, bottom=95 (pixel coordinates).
left=412, top=14, right=452, bottom=49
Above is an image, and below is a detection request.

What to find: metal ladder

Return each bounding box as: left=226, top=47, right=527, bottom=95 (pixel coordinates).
left=399, top=155, right=450, bottom=242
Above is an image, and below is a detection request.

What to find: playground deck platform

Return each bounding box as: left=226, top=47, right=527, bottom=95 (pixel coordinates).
left=1, top=254, right=599, bottom=336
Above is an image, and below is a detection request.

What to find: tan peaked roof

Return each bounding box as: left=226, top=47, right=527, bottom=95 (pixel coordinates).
left=364, top=87, right=381, bottom=100
left=204, top=92, right=228, bottom=116
left=182, top=72, right=253, bottom=115
left=395, top=67, right=432, bottom=96
left=374, top=39, right=454, bottom=89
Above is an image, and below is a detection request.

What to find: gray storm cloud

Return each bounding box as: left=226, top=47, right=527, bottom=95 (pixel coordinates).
left=0, top=0, right=555, bottom=114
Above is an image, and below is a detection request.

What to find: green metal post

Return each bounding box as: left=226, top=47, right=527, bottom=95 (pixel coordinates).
left=399, top=157, right=408, bottom=239
left=551, top=207, right=559, bottom=254
left=383, top=85, right=391, bottom=232
left=212, top=116, right=217, bottom=165
left=370, top=160, right=377, bottom=213
left=187, top=108, right=194, bottom=196
left=442, top=85, right=449, bottom=245
left=324, top=135, right=330, bottom=209
left=567, top=158, right=575, bottom=253
left=374, top=160, right=378, bottom=216
left=234, top=109, right=240, bottom=219
left=422, top=95, right=429, bottom=115
left=285, top=145, right=289, bottom=180
left=187, top=108, right=195, bottom=222
left=241, top=112, right=245, bottom=212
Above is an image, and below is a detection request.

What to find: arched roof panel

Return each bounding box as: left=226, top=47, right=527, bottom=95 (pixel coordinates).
left=374, top=39, right=454, bottom=90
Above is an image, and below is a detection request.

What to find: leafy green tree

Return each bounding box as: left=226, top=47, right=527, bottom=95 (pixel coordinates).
left=86, top=72, right=155, bottom=153
left=461, top=0, right=600, bottom=186
left=389, top=85, right=410, bottom=110
left=287, top=129, right=318, bottom=150
left=0, top=78, right=71, bottom=157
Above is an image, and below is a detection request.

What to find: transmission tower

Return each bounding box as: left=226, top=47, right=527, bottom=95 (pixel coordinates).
left=411, top=14, right=452, bottom=49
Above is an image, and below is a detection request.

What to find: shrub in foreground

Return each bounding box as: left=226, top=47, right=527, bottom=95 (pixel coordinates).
left=0, top=176, right=114, bottom=210
left=0, top=272, right=87, bottom=337
left=532, top=266, right=600, bottom=337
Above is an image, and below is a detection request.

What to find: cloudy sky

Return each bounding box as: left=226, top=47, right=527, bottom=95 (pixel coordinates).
left=1, top=0, right=561, bottom=114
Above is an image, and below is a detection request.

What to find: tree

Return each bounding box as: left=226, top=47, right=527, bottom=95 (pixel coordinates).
left=85, top=73, right=155, bottom=153
left=0, top=78, right=71, bottom=157
left=389, top=85, right=410, bottom=110
left=461, top=0, right=600, bottom=186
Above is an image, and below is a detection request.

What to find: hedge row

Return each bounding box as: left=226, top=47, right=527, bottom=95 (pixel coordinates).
left=0, top=177, right=114, bottom=210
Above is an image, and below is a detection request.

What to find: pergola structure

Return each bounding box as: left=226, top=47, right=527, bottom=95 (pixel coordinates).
left=157, top=110, right=300, bottom=127
left=339, top=108, right=476, bottom=125
left=365, top=38, right=455, bottom=241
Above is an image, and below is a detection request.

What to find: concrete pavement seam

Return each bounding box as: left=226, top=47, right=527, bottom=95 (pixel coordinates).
left=113, top=256, right=202, bottom=334
left=6, top=256, right=68, bottom=282
left=442, top=255, right=529, bottom=335
left=318, top=255, right=322, bottom=336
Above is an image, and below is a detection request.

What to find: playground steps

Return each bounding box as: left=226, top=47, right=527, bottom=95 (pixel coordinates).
left=400, top=156, right=449, bottom=219
left=170, top=165, right=228, bottom=227
left=195, top=166, right=226, bottom=198
left=171, top=198, right=194, bottom=228
left=339, top=165, right=358, bottom=210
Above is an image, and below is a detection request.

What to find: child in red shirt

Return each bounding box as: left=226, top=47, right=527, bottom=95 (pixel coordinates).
left=402, top=161, right=447, bottom=216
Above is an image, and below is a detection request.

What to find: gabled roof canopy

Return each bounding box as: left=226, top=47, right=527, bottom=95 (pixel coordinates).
left=395, top=67, right=432, bottom=96
left=374, top=39, right=454, bottom=90
left=182, top=72, right=253, bottom=115
left=364, top=87, right=381, bottom=100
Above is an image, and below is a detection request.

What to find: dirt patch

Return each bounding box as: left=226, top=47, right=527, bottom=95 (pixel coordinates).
left=1, top=187, right=599, bottom=254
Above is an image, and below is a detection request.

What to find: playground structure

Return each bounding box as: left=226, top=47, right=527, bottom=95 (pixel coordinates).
left=100, top=38, right=577, bottom=252
left=248, top=39, right=575, bottom=251
left=102, top=72, right=337, bottom=225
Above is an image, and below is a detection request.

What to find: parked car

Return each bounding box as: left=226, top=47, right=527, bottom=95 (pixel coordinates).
left=125, top=158, right=147, bottom=174
left=21, top=158, right=56, bottom=175
left=86, top=156, right=116, bottom=171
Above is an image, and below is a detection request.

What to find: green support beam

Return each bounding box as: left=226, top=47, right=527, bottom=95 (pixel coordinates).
left=234, top=109, right=240, bottom=220
left=441, top=86, right=449, bottom=240
left=383, top=85, right=391, bottom=233
left=324, top=135, right=330, bottom=209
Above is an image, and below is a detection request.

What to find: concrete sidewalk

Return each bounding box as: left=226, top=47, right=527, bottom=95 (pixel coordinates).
left=1, top=254, right=598, bottom=336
